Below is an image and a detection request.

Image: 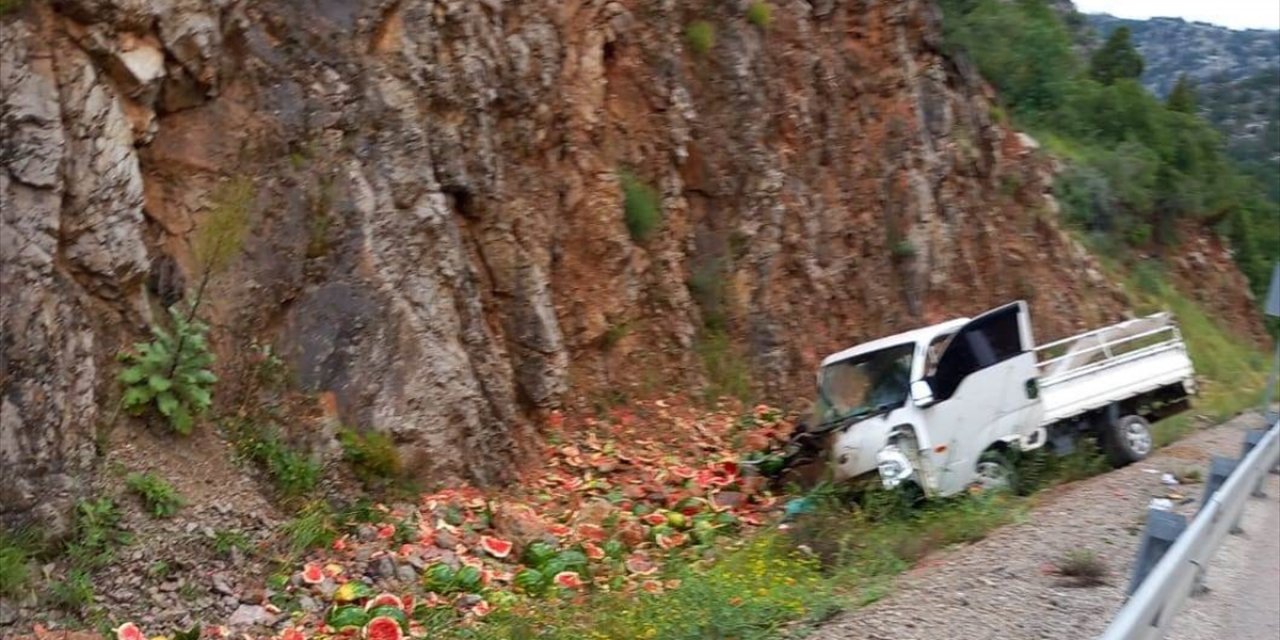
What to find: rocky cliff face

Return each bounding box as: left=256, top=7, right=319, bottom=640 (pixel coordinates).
left=1, top=0, right=1128, bottom=536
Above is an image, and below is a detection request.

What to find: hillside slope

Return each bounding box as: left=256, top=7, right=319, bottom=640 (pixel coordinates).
left=1, top=0, right=1136, bottom=537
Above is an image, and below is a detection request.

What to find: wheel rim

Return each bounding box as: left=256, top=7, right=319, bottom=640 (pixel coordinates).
left=975, top=461, right=1011, bottom=491
left=1126, top=421, right=1152, bottom=457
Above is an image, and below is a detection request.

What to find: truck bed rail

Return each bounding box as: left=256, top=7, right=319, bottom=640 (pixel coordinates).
left=1035, top=313, right=1184, bottom=385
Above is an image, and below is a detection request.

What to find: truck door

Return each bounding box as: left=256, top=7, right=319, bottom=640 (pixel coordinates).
left=919, top=301, right=1040, bottom=496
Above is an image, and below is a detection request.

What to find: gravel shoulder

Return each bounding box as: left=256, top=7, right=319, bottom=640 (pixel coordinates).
left=810, top=412, right=1273, bottom=640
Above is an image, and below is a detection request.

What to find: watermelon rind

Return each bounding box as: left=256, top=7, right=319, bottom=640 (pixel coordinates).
left=327, top=605, right=370, bottom=630
left=479, top=535, right=513, bottom=559
left=363, top=593, right=405, bottom=612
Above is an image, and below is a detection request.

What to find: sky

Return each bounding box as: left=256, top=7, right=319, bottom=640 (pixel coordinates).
left=1073, top=0, right=1280, bottom=30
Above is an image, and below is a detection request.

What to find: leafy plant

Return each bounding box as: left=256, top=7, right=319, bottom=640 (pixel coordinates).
left=126, top=471, right=186, bottom=518
left=746, top=2, right=772, bottom=28
left=118, top=306, right=217, bottom=435
left=65, top=497, right=129, bottom=570
left=619, top=171, right=663, bottom=242
left=686, top=20, right=715, bottom=55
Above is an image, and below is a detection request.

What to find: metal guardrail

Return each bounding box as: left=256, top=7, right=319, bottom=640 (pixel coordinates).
left=1098, top=420, right=1280, bottom=640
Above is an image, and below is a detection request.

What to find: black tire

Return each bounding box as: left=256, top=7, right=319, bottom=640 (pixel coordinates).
left=1103, top=414, right=1153, bottom=467
left=974, top=450, right=1018, bottom=494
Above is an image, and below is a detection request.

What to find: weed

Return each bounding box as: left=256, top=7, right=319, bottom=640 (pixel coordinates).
left=179, top=582, right=202, bottom=602
left=66, top=497, right=129, bottom=570
left=0, top=530, right=35, bottom=599
left=338, top=428, right=402, bottom=487
left=619, top=171, right=662, bottom=242
left=126, top=471, right=185, bottom=518
left=695, top=330, right=752, bottom=405
left=891, top=239, right=918, bottom=259
left=227, top=418, right=321, bottom=500
left=213, top=529, right=252, bottom=556
left=746, top=2, right=773, bottom=28
left=686, top=20, right=715, bottom=55
left=48, top=570, right=94, bottom=612
left=117, top=306, right=217, bottom=435
left=281, top=501, right=337, bottom=556
left=148, top=560, right=172, bottom=579
left=1054, top=549, right=1108, bottom=585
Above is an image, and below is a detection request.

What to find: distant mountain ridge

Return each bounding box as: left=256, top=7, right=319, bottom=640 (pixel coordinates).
left=1084, top=13, right=1279, bottom=96
left=1084, top=13, right=1279, bottom=201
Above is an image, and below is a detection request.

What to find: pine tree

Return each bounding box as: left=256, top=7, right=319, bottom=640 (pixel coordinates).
left=1166, top=74, right=1197, bottom=113
left=1089, top=26, right=1144, bottom=85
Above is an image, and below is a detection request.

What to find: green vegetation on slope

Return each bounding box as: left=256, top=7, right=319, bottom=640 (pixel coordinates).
left=940, top=0, right=1279, bottom=297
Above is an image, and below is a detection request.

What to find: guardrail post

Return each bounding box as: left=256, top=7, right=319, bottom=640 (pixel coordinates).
left=1204, top=456, right=1243, bottom=534
left=1126, top=508, right=1188, bottom=596
left=1243, top=430, right=1268, bottom=497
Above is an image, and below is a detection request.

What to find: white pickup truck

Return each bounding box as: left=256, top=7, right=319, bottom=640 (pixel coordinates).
left=805, top=301, right=1196, bottom=497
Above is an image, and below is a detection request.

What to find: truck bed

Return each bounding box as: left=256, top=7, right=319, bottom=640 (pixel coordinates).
left=1035, top=313, right=1196, bottom=426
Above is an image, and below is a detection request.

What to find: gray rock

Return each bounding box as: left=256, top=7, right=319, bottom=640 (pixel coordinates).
left=212, top=575, right=235, bottom=596
left=395, top=563, right=418, bottom=583
left=369, top=555, right=396, bottom=579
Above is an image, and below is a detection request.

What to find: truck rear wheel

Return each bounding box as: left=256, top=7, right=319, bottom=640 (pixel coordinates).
left=1103, top=414, right=1153, bottom=466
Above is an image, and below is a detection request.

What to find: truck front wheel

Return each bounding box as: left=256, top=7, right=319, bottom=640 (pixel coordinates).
left=1103, top=414, right=1153, bottom=466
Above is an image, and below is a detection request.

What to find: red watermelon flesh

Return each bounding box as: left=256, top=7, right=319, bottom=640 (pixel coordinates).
left=363, top=593, right=404, bottom=612
left=479, top=535, right=513, bottom=558
left=115, top=623, right=145, bottom=640
left=301, top=563, right=326, bottom=585
left=363, top=616, right=404, bottom=640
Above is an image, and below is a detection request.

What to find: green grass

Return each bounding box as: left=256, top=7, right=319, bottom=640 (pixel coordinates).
left=213, top=529, right=252, bottom=557
left=619, top=171, right=662, bottom=242
left=280, top=501, right=338, bottom=556
left=685, top=21, right=716, bottom=55
left=126, top=471, right=185, bottom=518
left=0, top=530, right=36, bottom=599
left=1120, top=266, right=1269, bottom=445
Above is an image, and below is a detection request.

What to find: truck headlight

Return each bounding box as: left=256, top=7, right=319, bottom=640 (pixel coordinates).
left=876, top=446, right=914, bottom=489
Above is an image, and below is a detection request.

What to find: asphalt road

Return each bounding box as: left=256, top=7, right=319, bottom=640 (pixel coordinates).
left=1167, top=471, right=1280, bottom=640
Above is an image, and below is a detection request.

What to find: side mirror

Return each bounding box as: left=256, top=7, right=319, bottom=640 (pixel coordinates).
left=910, top=380, right=935, bottom=408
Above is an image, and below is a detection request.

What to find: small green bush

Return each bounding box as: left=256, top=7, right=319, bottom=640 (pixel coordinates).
left=126, top=471, right=185, bottom=518
left=686, top=20, right=715, bottom=55
left=213, top=529, right=252, bottom=556
left=619, top=171, right=663, bottom=242
left=891, top=239, right=918, bottom=259
left=746, top=2, right=773, bottom=28
left=118, top=306, right=217, bottom=435
left=338, top=428, right=402, bottom=486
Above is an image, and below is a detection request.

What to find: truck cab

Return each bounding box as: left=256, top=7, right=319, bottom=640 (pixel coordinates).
left=818, top=302, right=1042, bottom=497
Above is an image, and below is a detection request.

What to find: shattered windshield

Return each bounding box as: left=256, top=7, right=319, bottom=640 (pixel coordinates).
left=817, top=343, right=914, bottom=423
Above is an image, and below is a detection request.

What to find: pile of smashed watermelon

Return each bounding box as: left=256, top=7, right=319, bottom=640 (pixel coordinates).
left=115, top=401, right=798, bottom=640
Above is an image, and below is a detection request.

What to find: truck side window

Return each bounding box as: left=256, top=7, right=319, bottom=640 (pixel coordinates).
left=930, top=307, right=1025, bottom=401
left=923, top=333, right=953, bottom=377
